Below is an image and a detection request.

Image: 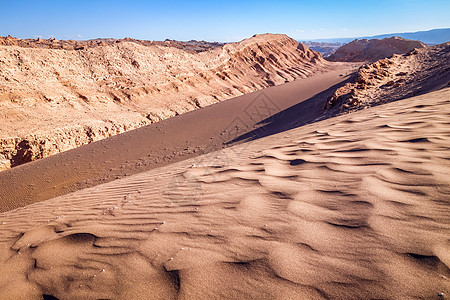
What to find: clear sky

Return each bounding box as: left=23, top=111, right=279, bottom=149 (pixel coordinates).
left=1, top=0, right=449, bottom=42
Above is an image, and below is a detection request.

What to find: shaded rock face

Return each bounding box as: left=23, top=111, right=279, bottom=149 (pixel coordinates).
left=0, top=34, right=326, bottom=170
left=327, top=37, right=427, bottom=62
left=324, top=42, right=450, bottom=113
left=11, top=140, right=34, bottom=167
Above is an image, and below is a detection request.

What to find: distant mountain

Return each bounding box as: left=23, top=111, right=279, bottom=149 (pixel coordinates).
left=369, top=28, right=450, bottom=45
left=327, top=36, right=427, bottom=62
left=303, top=28, right=450, bottom=45
left=301, top=41, right=344, bottom=57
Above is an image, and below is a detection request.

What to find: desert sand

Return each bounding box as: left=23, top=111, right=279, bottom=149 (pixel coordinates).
left=0, top=87, right=449, bottom=299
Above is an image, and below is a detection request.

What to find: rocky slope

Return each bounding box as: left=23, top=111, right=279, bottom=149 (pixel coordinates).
left=0, top=34, right=326, bottom=170
left=327, top=36, right=426, bottom=62
left=324, top=42, right=450, bottom=113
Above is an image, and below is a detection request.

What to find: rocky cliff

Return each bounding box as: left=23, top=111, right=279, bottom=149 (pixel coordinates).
left=0, top=34, right=326, bottom=170
left=327, top=36, right=426, bottom=62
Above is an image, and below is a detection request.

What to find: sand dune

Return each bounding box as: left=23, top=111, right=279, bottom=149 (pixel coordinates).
left=0, top=87, right=448, bottom=299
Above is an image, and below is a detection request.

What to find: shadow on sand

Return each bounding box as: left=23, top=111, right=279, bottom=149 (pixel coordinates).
left=226, top=78, right=352, bottom=145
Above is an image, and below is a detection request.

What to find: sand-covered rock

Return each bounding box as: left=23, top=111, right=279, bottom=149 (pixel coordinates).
left=0, top=34, right=326, bottom=170
left=324, top=42, right=450, bottom=112
left=327, top=36, right=426, bottom=62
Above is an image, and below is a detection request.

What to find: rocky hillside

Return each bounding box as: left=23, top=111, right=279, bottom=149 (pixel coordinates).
left=0, top=34, right=326, bottom=170
left=324, top=42, right=450, bottom=112
left=327, top=37, right=426, bottom=62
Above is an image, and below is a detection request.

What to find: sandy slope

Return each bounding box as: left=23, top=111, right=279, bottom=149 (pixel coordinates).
left=0, top=88, right=449, bottom=299
left=0, top=63, right=357, bottom=212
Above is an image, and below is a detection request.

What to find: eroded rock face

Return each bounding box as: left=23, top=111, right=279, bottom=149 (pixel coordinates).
left=327, top=37, right=427, bottom=62
left=324, top=42, right=450, bottom=113
left=0, top=34, right=326, bottom=170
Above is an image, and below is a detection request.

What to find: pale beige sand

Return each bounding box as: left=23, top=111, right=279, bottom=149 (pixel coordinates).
left=0, top=87, right=449, bottom=299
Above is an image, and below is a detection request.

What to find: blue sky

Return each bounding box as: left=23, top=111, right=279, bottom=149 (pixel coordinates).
left=1, top=0, right=449, bottom=42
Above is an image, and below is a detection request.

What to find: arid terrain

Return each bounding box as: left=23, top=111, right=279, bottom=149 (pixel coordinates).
left=0, top=63, right=358, bottom=211
left=0, top=86, right=449, bottom=299
left=0, top=31, right=449, bottom=300
left=0, top=34, right=326, bottom=170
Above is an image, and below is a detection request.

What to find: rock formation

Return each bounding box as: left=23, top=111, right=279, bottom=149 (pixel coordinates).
left=327, top=36, right=426, bottom=62
left=324, top=42, right=450, bottom=112
left=0, top=34, right=326, bottom=170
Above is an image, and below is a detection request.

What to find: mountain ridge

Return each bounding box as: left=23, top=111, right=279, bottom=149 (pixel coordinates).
left=302, top=28, right=450, bottom=45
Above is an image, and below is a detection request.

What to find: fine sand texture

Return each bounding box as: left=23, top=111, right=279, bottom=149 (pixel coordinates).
left=0, top=63, right=358, bottom=212
left=0, top=87, right=449, bottom=299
